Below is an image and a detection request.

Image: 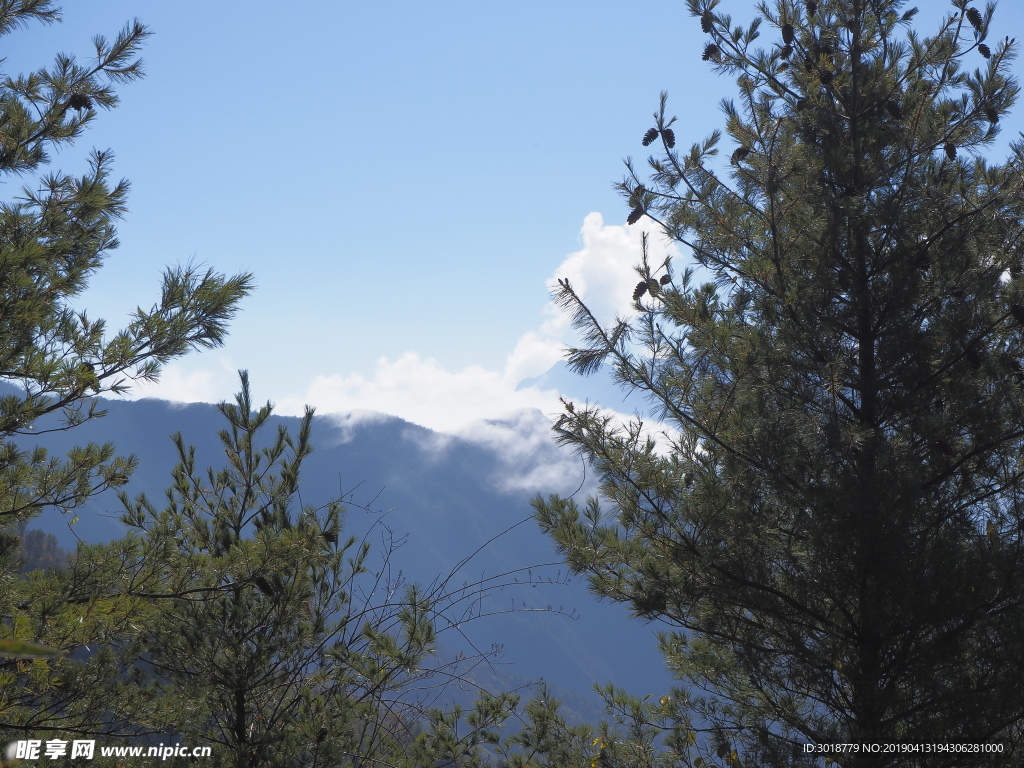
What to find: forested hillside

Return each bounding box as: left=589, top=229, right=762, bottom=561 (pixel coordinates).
left=7, top=379, right=669, bottom=711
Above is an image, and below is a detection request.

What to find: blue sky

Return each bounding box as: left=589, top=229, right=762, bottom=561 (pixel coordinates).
left=8, top=0, right=1024, bottom=449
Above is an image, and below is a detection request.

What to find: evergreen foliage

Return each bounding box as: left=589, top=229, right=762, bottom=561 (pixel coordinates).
left=533, top=0, right=1024, bottom=765
left=118, top=372, right=535, bottom=768
left=0, top=0, right=252, bottom=739
left=117, top=372, right=425, bottom=766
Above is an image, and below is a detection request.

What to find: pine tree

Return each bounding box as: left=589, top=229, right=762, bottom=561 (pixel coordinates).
left=0, top=1, right=252, bottom=739
left=119, top=372, right=520, bottom=768
left=17, top=525, right=71, bottom=573
left=533, top=0, right=1024, bottom=765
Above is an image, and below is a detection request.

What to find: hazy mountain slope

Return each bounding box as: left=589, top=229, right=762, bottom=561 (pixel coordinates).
left=9, top=385, right=675, bottom=717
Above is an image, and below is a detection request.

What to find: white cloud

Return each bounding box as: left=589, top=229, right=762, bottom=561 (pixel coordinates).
left=318, top=409, right=396, bottom=446
left=457, top=409, right=594, bottom=497
left=501, top=212, right=674, bottom=387
left=126, top=355, right=239, bottom=404
left=120, top=214, right=682, bottom=480
left=545, top=211, right=680, bottom=331
left=273, top=351, right=563, bottom=435
left=268, top=214, right=677, bottom=433
left=502, top=330, right=566, bottom=389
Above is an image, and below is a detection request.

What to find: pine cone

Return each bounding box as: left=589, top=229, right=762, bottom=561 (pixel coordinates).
left=985, top=106, right=999, bottom=123
left=885, top=100, right=903, bottom=120
left=944, top=142, right=956, bottom=160
left=67, top=94, right=91, bottom=111
left=965, top=7, right=983, bottom=31
left=627, top=206, right=644, bottom=225
left=819, top=70, right=834, bottom=85
left=642, top=128, right=659, bottom=146
left=805, top=1, right=817, bottom=16
left=796, top=97, right=808, bottom=111
left=632, top=589, right=667, bottom=618
left=782, top=24, right=795, bottom=45
left=701, top=11, right=714, bottom=33
left=731, top=146, right=750, bottom=164
left=323, top=530, right=338, bottom=544
left=254, top=576, right=276, bottom=597
left=1011, top=303, right=1024, bottom=324
left=778, top=62, right=790, bottom=73
left=633, top=280, right=649, bottom=300
left=660, top=274, right=672, bottom=285
left=703, top=44, right=721, bottom=62
left=979, top=43, right=991, bottom=58
left=780, top=44, right=793, bottom=59
left=629, top=184, right=646, bottom=207
left=661, top=128, right=676, bottom=148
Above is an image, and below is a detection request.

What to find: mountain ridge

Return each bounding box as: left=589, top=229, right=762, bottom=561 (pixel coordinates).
left=7, top=380, right=676, bottom=721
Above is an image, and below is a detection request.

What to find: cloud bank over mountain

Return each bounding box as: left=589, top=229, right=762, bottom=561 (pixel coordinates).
left=129, top=214, right=681, bottom=437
